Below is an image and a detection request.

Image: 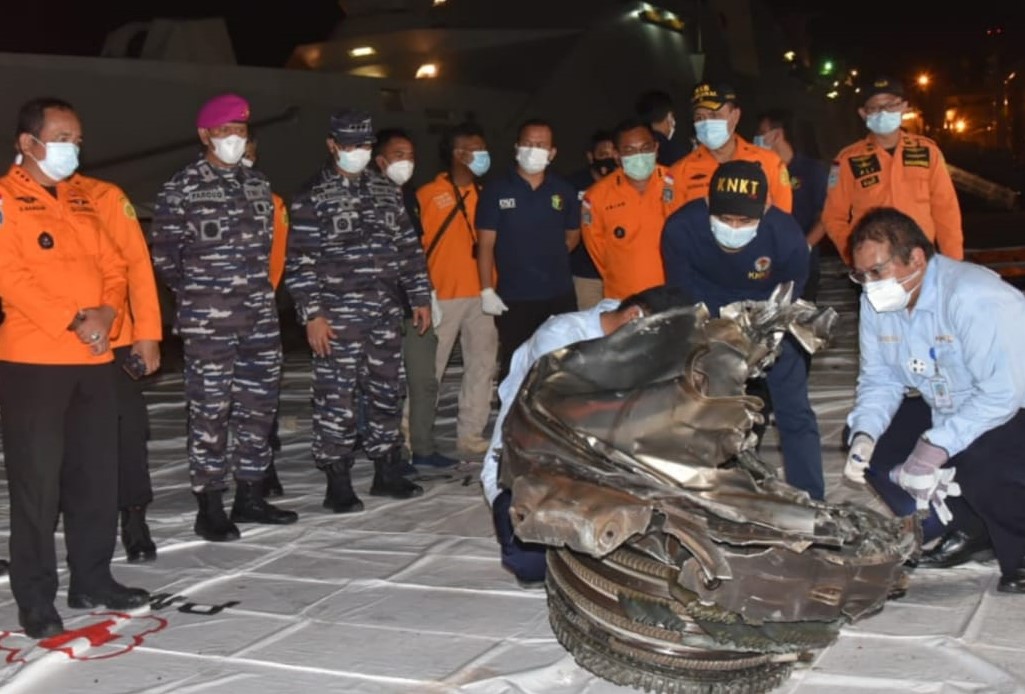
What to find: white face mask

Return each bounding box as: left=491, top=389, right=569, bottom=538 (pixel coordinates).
left=864, top=269, right=921, bottom=312
left=516, top=146, right=550, bottom=175
left=385, top=159, right=414, bottom=186
left=241, top=157, right=255, bottom=168
left=866, top=111, right=903, bottom=135
left=211, top=135, right=247, bottom=165
left=710, top=215, right=758, bottom=249
left=30, top=138, right=80, bottom=181
left=694, top=119, right=731, bottom=150
left=337, top=147, right=371, bottom=174
left=667, top=113, right=676, bottom=141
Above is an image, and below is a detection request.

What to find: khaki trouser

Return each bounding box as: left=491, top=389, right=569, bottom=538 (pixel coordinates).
left=573, top=276, right=604, bottom=310
left=435, top=297, right=498, bottom=441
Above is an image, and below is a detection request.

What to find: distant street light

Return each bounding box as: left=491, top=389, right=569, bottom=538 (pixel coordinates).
left=917, top=73, right=930, bottom=88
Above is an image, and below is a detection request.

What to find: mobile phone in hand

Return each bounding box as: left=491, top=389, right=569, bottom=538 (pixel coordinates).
left=122, top=353, right=148, bottom=380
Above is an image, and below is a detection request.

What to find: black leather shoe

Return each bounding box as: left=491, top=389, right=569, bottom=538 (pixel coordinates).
left=917, top=529, right=995, bottom=569
left=998, top=568, right=1025, bottom=594
left=18, top=606, right=64, bottom=639
left=68, top=582, right=150, bottom=610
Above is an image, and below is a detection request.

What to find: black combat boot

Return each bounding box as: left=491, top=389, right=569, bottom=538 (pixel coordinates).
left=370, top=448, right=424, bottom=499
left=230, top=480, right=299, bottom=524
left=262, top=459, right=284, bottom=498
left=120, top=505, right=157, bottom=563
left=323, top=459, right=364, bottom=513
left=193, top=490, right=241, bottom=542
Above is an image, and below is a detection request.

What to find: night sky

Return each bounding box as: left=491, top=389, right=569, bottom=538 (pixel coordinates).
left=4, top=1, right=1025, bottom=81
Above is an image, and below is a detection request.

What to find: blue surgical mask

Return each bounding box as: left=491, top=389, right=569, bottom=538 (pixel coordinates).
left=753, top=134, right=769, bottom=149
left=30, top=137, right=80, bottom=181
left=866, top=111, right=902, bottom=135
left=336, top=147, right=371, bottom=174
left=694, top=119, right=731, bottom=150
left=621, top=152, right=657, bottom=181
left=468, top=150, right=491, bottom=177
left=710, top=215, right=758, bottom=249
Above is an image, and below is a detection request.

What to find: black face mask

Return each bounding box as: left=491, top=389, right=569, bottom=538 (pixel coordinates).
left=591, top=158, right=617, bottom=177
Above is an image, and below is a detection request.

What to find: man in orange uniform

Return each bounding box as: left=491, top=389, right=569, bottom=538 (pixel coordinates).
left=670, top=82, right=792, bottom=212
left=582, top=118, right=683, bottom=299
left=417, top=121, right=498, bottom=457
left=0, top=97, right=149, bottom=639
left=822, top=76, right=963, bottom=264
left=73, top=172, right=163, bottom=564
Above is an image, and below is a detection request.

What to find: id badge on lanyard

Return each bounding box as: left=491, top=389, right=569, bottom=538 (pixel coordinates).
left=928, top=347, right=955, bottom=413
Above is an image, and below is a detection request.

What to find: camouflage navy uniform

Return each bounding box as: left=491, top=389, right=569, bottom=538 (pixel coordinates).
left=286, top=112, right=431, bottom=476
left=151, top=156, right=282, bottom=492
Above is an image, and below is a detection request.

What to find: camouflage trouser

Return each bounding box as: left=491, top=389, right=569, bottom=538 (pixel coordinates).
left=312, top=299, right=404, bottom=467
left=182, top=304, right=282, bottom=491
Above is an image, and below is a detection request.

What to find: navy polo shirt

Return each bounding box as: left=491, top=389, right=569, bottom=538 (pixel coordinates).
left=476, top=168, right=579, bottom=301
left=567, top=167, right=601, bottom=279
left=661, top=200, right=809, bottom=316
left=787, top=152, right=828, bottom=236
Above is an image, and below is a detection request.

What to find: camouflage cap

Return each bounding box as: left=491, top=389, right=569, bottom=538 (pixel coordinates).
left=691, top=82, right=737, bottom=111
left=330, top=109, right=376, bottom=146
left=863, top=76, right=905, bottom=103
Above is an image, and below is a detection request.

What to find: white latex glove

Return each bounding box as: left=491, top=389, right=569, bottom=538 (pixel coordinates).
left=844, top=432, right=875, bottom=484
left=481, top=288, right=509, bottom=316
left=430, top=291, right=443, bottom=328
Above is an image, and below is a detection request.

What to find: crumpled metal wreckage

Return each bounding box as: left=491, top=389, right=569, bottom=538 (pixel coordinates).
left=498, top=283, right=920, bottom=694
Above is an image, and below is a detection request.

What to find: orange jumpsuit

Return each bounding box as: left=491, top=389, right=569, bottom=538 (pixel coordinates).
left=581, top=166, right=683, bottom=299
left=823, top=132, right=963, bottom=263
left=0, top=166, right=127, bottom=364
left=73, top=174, right=162, bottom=348
left=268, top=193, right=289, bottom=290
left=669, top=135, right=793, bottom=213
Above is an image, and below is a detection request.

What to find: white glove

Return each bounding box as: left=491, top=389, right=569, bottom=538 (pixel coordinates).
left=928, top=469, right=962, bottom=525
left=844, top=432, right=875, bottom=484
left=430, top=291, right=443, bottom=328
left=481, top=288, right=509, bottom=316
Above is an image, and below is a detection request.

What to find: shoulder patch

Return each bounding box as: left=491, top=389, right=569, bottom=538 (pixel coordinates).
left=121, top=196, right=137, bottom=220
left=780, top=166, right=791, bottom=187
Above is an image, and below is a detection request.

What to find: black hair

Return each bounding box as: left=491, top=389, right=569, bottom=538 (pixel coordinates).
left=634, top=90, right=674, bottom=124
left=849, top=207, right=936, bottom=263
left=587, top=129, right=614, bottom=153
left=611, top=118, right=657, bottom=147
left=754, top=108, right=793, bottom=144
left=16, top=97, right=75, bottom=139
left=439, top=120, right=486, bottom=168
left=516, top=118, right=554, bottom=144
left=618, top=285, right=694, bottom=315
left=373, top=128, right=413, bottom=158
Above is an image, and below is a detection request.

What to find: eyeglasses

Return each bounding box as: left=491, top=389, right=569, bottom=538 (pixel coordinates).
left=849, top=256, right=895, bottom=284
left=863, top=101, right=904, bottom=115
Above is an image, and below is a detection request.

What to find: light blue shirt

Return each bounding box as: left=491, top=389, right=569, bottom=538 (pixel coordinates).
left=481, top=299, right=620, bottom=504
left=848, top=255, right=1025, bottom=457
